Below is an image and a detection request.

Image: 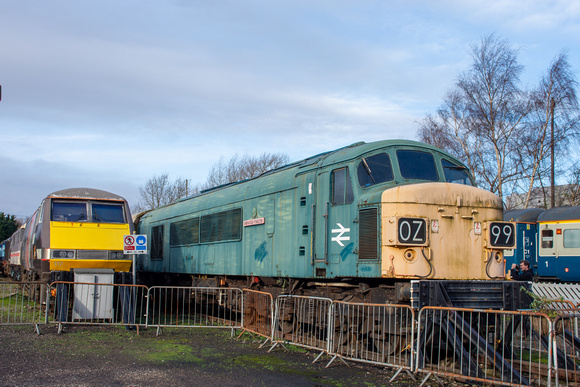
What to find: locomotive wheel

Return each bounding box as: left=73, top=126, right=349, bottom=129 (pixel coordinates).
left=281, top=315, right=297, bottom=337
left=244, top=293, right=258, bottom=326
left=371, top=332, right=402, bottom=357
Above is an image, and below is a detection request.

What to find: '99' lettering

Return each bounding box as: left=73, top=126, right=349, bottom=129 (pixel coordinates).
left=489, top=222, right=515, bottom=247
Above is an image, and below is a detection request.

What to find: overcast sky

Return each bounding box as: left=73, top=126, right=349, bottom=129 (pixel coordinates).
left=1, top=0, right=579, bottom=218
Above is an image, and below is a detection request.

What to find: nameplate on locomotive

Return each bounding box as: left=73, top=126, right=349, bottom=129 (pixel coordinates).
left=243, top=217, right=265, bottom=227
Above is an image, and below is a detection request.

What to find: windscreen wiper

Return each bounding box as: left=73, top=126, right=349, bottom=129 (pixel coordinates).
left=361, top=157, right=376, bottom=183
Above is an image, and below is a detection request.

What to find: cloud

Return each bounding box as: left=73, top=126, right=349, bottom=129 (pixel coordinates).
left=0, top=0, right=578, bottom=216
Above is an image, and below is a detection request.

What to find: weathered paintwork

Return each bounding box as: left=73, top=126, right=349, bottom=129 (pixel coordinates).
left=381, top=183, right=505, bottom=279
left=136, top=140, right=512, bottom=283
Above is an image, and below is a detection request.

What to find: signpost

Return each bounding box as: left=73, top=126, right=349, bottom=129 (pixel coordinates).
left=124, top=234, right=147, bottom=285
left=124, top=235, right=147, bottom=254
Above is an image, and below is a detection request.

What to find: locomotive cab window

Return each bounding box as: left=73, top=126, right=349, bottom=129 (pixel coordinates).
left=92, top=203, right=125, bottom=223
left=52, top=201, right=87, bottom=222
left=397, top=150, right=438, bottom=181
left=357, top=153, right=394, bottom=187
left=332, top=167, right=354, bottom=205
left=442, top=159, right=473, bottom=185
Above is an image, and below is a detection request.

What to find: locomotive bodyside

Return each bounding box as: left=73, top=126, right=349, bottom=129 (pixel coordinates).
left=136, top=140, right=514, bottom=301
left=4, top=188, right=134, bottom=282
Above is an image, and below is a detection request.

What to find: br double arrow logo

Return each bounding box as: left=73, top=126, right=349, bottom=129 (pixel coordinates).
left=331, top=223, right=350, bottom=247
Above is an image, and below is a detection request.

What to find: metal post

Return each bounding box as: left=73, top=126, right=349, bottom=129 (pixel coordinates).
left=551, top=97, right=555, bottom=208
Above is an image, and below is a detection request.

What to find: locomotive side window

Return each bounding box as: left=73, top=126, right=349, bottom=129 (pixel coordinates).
left=541, top=229, right=554, bottom=249
left=52, top=201, right=87, bottom=222
left=200, top=208, right=242, bottom=243
left=441, top=159, right=473, bottom=185
left=170, top=218, right=200, bottom=246
left=92, top=203, right=125, bottom=223
left=332, top=167, right=354, bottom=205
left=151, top=225, right=164, bottom=260
left=397, top=150, right=438, bottom=181
left=357, top=153, right=393, bottom=187
left=564, top=229, right=580, bottom=249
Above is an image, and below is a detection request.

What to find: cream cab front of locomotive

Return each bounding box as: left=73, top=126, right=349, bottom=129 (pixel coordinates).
left=380, top=182, right=515, bottom=280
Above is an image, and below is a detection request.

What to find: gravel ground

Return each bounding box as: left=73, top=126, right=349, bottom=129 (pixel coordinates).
left=0, top=324, right=448, bottom=387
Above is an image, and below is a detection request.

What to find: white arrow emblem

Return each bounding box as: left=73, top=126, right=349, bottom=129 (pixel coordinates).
left=331, top=223, right=350, bottom=247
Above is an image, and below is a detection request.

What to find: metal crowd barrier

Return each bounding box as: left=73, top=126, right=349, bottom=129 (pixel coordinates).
left=551, top=313, right=580, bottom=385
left=270, top=295, right=332, bottom=360
left=327, top=301, right=415, bottom=381
left=48, top=281, right=147, bottom=333
left=416, top=306, right=554, bottom=386
left=0, top=281, right=48, bottom=333
left=146, top=287, right=243, bottom=335
left=239, top=289, right=274, bottom=344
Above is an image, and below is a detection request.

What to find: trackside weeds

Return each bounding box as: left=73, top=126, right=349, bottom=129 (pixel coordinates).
left=1, top=281, right=580, bottom=386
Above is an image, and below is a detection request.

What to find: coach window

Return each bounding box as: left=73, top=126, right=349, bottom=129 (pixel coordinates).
left=397, top=150, right=438, bottom=181
left=151, top=225, right=164, bottom=260
left=564, top=229, right=580, bottom=249
left=52, top=201, right=87, bottom=222
left=441, top=159, right=473, bottom=185
left=541, top=229, right=554, bottom=249
left=332, top=167, right=354, bottom=205
left=357, top=153, right=394, bottom=187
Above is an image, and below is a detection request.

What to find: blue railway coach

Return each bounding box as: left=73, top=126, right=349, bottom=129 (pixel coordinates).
left=505, top=206, right=580, bottom=282
left=537, top=206, right=580, bottom=282
left=136, top=140, right=515, bottom=303
left=503, top=208, right=545, bottom=278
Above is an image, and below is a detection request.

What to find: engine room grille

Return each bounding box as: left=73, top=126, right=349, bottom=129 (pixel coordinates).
left=359, top=208, right=378, bottom=260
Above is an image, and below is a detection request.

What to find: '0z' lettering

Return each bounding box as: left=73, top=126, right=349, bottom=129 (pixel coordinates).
left=397, top=218, right=427, bottom=245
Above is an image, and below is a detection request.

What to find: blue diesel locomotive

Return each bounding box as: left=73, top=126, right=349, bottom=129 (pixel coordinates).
left=505, top=206, right=580, bottom=282
left=136, top=140, right=516, bottom=305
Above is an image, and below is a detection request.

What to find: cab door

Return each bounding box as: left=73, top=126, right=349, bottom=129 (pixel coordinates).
left=313, top=167, right=356, bottom=278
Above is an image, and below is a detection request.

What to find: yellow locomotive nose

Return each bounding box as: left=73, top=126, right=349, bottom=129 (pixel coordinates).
left=381, top=182, right=510, bottom=280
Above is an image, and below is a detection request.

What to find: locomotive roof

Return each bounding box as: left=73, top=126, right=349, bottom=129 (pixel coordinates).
left=48, top=188, right=126, bottom=201
left=503, top=208, right=545, bottom=223
left=221, top=139, right=461, bottom=181
left=537, top=206, right=580, bottom=222
left=159, top=139, right=469, bottom=212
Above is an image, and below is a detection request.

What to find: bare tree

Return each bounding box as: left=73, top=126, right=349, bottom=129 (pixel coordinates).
left=203, top=152, right=290, bottom=189
left=135, top=174, right=199, bottom=212
left=135, top=152, right=288, bottom=212
left=420, top=34, right=530, bottom=200
left=514, top=51, right=580, bottom=207
left=565, top=166, right=580, bottom=205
